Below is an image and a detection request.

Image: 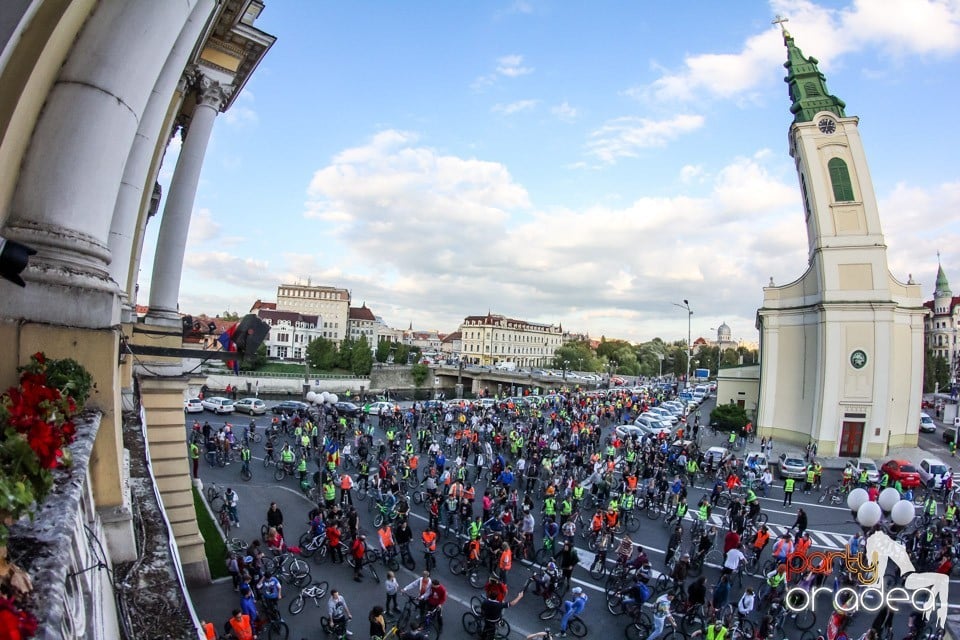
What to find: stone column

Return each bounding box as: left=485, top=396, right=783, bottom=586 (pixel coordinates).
left=108, top=0, right=217, bottom=312
left=146, top=72, right=232, bottom=322
left=0, top=0, right=198, bottom=328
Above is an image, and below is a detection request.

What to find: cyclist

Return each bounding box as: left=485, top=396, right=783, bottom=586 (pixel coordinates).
left=279, top=444, right=295, bottom=475
left=647, top=591, right=677, bottom=640
left=421, top=527, right=437, bottom=570
left=479, top=588, right=524, bottom=640
left=559, top=587, right=588, bottom=637
left=762, top=564, right=787, bottom=603
left=259, top=571, right=281, bottom=616
left=378, top=522, right=397, bottom=562
left=690, top=619, right=729, bottom=640
left=327, top=589, right=353, bottom=637
left=225, top=609, right=255, bottom=640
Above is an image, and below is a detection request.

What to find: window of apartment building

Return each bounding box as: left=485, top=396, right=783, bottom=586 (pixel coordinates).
left=277, top=346, right=288, bottom=359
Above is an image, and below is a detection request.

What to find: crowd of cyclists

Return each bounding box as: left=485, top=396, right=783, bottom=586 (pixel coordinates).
left=195, top=384, right=957, bottom=640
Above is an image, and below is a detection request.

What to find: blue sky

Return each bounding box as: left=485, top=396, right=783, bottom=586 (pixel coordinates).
left=138, top=0, right=960, bottom=346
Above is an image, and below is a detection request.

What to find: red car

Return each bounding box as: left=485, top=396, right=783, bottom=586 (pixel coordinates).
left=880, top=459, right=922, bottom=489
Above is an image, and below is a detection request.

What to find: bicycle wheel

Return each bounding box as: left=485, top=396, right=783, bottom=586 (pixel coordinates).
left=266, top=620, right=289, bottom=640
left=205, top=486, right=218, bottom=503
left=494, top=617, right=510, bottom=639
left=704, top=549, right=723, bottom=567
left=461, top=611, right=479, bottom=635
left=625, top=620, right=649, bottom=640
left=288, top=595, right=305, bottom=615
left=263, top=455, right=271, bottom=468
left=753, top=513, right=769, bottom=526
left=470, top=596, right=483, bottom=615
left=241, top=466, right=252, bottom=481
left=289, top=558, right=311, bottom=586
left=801, top=631, right=823, bottom=640
left=538, top=607, right=557, bottom=620
left=793, top=608, right=816, bottom=631
left=402, top=551, right=416, bottom=571
left=468, top=567, right=487, bottom=589
left=653, top=574, right=671, bottom=596
left=606, top=591, right=625, bottom=615
left=645, top=502, right=661, bottom=520
left=535, top=547, right=553, bottom=566
left=274, top=466, right=286, bottom=481
left=626, top=514, right=641, bottom=533
left=568, top=617, right=587, bottom=638
left=589, top=561, right=606, bottom=580
left=373, top=512, right=385, bottom=528
left=443, top=540, right=461, bottom=559
left=449, top=557, right=465, bottom=575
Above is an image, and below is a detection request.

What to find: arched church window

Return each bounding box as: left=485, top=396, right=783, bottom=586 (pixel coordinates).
left=828, top=158, right=855, bottom=202
left=804, top=82, right=821, bottom=96
left=800, top=174, right=811, bottom=218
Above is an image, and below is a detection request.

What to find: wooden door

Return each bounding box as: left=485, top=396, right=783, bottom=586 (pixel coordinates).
left=839, top=421, right=864, bottom=457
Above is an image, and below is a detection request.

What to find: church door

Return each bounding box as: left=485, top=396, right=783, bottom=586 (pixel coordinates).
left=839, top=421, right=864, bottom=457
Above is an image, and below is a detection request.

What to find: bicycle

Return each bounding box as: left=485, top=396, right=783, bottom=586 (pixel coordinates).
left=461, top=609, right=511, bottom=639
left=537, top=606, right=587, bottom=638
left=205, top=482, right=227, bottom=512
left=347, top=548, right=381, bottom=582
left=240, top=459, right=252, bottom=481
left=319, top=615, right=351, bottom=639
left=288, top=580, right=329, bottom=615
left=624, top=616, right=682, bottom=640
left=450, top=555, right=488, bottom=589
left=268, top=550, right=311, bottom=587
left=217, top=504, right=232, bottom=536
left=260, top=600, right=290, bottom=640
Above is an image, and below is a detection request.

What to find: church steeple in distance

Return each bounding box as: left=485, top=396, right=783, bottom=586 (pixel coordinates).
left=776, top=15, right=846, bottom=124
left=935, top=253, right=952, bottom=306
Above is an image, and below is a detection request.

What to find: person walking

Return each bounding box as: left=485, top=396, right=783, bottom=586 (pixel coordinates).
left=352, top=535, right=367, bottom=582
left=791, top=508, right=808, bottom=542
left=369, top=606, right=386, bottom=639
left=384, top=570, right=400, bottom=616
left=646, top=591, right=676, bottom=640
left=224, top=487, right=239, bottom=526
left=782, top=476, right=795, bottom=507
left=226, top=609, right=255, bottom=640
left=424, top=578, right=447, bottom=633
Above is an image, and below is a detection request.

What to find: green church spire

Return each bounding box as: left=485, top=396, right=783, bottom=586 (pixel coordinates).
left=777, top=17, right=846, bottom=124
left=935, top=256, right=952, bottom=298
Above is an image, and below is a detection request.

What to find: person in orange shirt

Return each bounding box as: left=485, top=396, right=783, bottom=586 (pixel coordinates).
left=339, top=472, right=354, bottom=505
left=227, top=610, right=254, bottom=640
left=201, top=620, right=216, bottom=640
left=378, top=523, right=396, bottom=560
left=497, top=543, right=513, bottom=585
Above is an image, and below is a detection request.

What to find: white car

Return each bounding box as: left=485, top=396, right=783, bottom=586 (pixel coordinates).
left=634, top=414, right=672, bottom=436
left=918, top=458, right=949, bottom=488
left=365, top=401, right=395, bottom=415
left=648, top=406, right=679, bottom=425
left=615, top=424, right=647, bottom=439
left=183, top=397, right=203, bottom=413
left=852, top=458, right=880, bottom=484
left=744, top=451, right=769, bottom=474
left=919, top=413, right=937, bottom=433
left=201, top=396, right=235, bottom=414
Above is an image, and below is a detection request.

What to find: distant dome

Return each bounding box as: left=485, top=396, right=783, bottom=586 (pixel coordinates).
left=717, top=323, right=732, bottom=342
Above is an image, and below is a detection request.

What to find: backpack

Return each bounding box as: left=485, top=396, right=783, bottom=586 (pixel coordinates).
left=636, top=582, right=650, bottom=603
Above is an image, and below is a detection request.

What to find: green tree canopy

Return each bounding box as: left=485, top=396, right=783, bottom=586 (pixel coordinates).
left=375, top=339, right=392, bottom=363
left=305, top=336, right=338, bottom=370
left=351, top=336, right=374, bottom=375
left=239, top=343, right=268, bottom=371
left=410, top=363, right=429, bottom=388
left=710, top=402, right=749, bottom=432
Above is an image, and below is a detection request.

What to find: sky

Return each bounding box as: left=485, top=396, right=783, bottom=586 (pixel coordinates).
left=137, top=0, right=960, bottom=348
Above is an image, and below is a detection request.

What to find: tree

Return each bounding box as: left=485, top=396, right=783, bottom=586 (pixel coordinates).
left=351, top=336, right=374, bottom=375
left=710, top=402, right=749, bottom=433
left=239, top=343, right=268, bottom=372
left=221, top=310, right=240, bottom=321
left=721, top=348, right=739, bottom=367
left=410, top=363, right=429, bottom=388
left=375, top=339, right=392, bottom=364
left=305, top=336, right=338, bottom=371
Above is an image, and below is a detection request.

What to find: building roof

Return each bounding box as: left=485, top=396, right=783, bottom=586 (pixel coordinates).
left=251, top=299, right=276, bottom=311
left=349, top=304, right=377, bottom=321
left=924, top=297, right=960, bottom=315
left=781, top=29, right=845, bottom=124
left=441, top=331, right=462, bottom=343
left=462, top=313, right=558, bottom=331
left=935, top=264, right=952, bottom=298
left=257, top=309, right=319, bottom=325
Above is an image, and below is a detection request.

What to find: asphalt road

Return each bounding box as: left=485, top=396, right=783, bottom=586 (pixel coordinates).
left=186, top=397, right=956, bottom=640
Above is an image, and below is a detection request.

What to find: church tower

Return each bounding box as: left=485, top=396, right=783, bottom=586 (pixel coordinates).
left=934, top=262, right=953, bottom=315
left=756, top=23, right=927, bottom=457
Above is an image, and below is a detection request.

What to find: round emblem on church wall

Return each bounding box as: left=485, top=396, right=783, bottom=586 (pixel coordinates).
left=850, top=349, right=868, bottom=369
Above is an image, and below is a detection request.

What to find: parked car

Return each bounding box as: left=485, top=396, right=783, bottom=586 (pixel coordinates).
left=183, top=397, right=203, bottom=414
left=703, top=446, right=728, bottom=467
left=944, top=426, right=957, bottom=444
left=918, top=458, right=949, bottom=488
left=634, top=414, right=672, bottom=436
left=648, top=406, right=679, bottom=425
left=919, top=412, right=937, bottom=433
left=880, top=459, right=922, bottom=489
left=365, top=401, right=394, bottom=415
left=201, top=396, right=234, bottom=414
left=852, top=458, right=880, bottom=485
left=615, top=424, right=647, bottom=439
left=333, top=401, right=361, bottom=417
left=778, top=453, right=807, bottom=480
left=233, top=397, right=267, bottom=415
left=272, top=400, right=309, bottom=415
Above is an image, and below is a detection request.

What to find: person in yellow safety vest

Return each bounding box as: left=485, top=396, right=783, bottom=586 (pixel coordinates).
left=606, top=444, right=615, bottom=458
left=804, top=466, right=816, bottom=494
left=560, top=498, right=573, bottom=519
left=811, top=462, right=822, bottom=490
left=608, top=495, right=620, bottom=513
left=782, top=477, right=795, bottom=507
left=622, top=491, right=635, bottom=511
left=858, top=469, right=868, bottom=487
left=765, top=564, right=787, bottom=594
left=691, top=619, right=729, bottom=640
left=468, top=518, right=482, bottom=541
left=301, top=433, right=310, bottom=451
left=280, top=444, right=295, bottom=468
left=945, top=503, right=957, bottom=524
left=728, top=431, right=737, bottom=446
left=293, top=424, right=302, bottom=439
left=572, top=485, right=585, bottom=507
left=697, top=500, right=710, bottom=522
left=686, top=458, right=699, bottom=476
left=323, top=479, right=336, bottom=506
left=923, top=496, right=938, bottom=521
left=543, top=496, right=557, bottom=517
left=879, top=472, right=890, bottom=488
left=296, top=457, right=308, bottom=483
left=674, top=498, right=688, bottom=521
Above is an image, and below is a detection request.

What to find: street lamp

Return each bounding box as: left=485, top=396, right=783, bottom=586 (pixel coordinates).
left=563, top=359, right=570, bottom=381
left=673, top=299, right=693, bottom=388
left=656, top=353, right=664, bottom=379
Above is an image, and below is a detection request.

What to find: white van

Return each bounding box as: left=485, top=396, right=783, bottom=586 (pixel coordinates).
left=495, top=361, right=517, bottom=371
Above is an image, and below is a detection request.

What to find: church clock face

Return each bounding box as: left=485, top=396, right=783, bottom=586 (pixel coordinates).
left=850, top=349, right=867, bottom=369
left=818, top=117, right=836, bottom=134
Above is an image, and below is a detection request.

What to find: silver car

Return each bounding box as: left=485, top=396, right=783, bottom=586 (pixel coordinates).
left=778, top=454, right=807, bottom=480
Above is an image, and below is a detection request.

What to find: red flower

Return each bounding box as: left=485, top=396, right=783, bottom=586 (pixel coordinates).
left=24, top=418, right=60, bottom=469
left=31, top=352, right=45, bottom=365
left=0, top=597, right=37, bottom=640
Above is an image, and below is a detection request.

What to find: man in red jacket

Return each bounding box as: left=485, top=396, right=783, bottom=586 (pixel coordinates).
left=352, top=534, right=367, bottom=582
left=424, top=578, right=447, bottom=633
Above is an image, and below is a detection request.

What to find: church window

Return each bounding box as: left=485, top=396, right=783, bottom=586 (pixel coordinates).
left=800, top=174, right=811, bottom=218
left=804, top=82, right=821, bottom=97
left=828, top=158, right=855, bottom=202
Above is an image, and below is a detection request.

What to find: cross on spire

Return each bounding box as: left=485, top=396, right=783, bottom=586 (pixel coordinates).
left=772, top=14, right=790, bottom=35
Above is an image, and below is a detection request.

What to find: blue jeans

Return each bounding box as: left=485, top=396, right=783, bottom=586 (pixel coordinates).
left=646, top=616, right=666, bottom=640
left=559, top=603, right=575, bottom=632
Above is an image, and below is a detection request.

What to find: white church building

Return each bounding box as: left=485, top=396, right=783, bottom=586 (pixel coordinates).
left=754, top=26, right=926, bottom=458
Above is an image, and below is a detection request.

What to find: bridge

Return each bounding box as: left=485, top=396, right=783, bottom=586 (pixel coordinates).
left=429, top=363, right=603, bottom=397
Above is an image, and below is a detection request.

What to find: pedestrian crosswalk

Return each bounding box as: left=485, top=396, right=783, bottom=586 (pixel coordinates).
left=680, top=512, right=851, bottom=550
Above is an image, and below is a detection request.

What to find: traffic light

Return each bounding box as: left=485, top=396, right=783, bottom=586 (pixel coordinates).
left=232, top=314, right=270, bottom=362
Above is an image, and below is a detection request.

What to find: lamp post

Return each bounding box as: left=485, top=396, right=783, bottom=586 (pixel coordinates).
left=674, top=299, right=693, bottom=387
left=656, top=353, right=664, bottom=380
left=563, top=359, right=570, bottom=381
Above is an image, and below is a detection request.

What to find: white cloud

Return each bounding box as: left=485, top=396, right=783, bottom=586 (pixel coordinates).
left=472, top=54, right=534, bottom=89
left=222, top=90, right=258, bottom=127
left=187, top=208, right=221, bottom=245
left=183, top=252, right=278, bottom=289
left=551, top=101, right=579, bottom=122
left=492, top=99, right=539, bottom=115
left=586, top=114, right=705, bottom=164
left=636, top=0, right=960, bottom=105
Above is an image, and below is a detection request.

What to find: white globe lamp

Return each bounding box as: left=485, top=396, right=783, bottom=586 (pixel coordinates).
left=856, top=501, right=882, bottom=529
left=320, top=392, right=332, bottom=404
left=890, top=500, right=916, bottom=527
left=878, top=487, right=900, bottom=513
left=305, top=391, right=317, bottom=404
left=847, top=487, right=869, bottom=515
left=328, top=393, right=338, bottom=404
